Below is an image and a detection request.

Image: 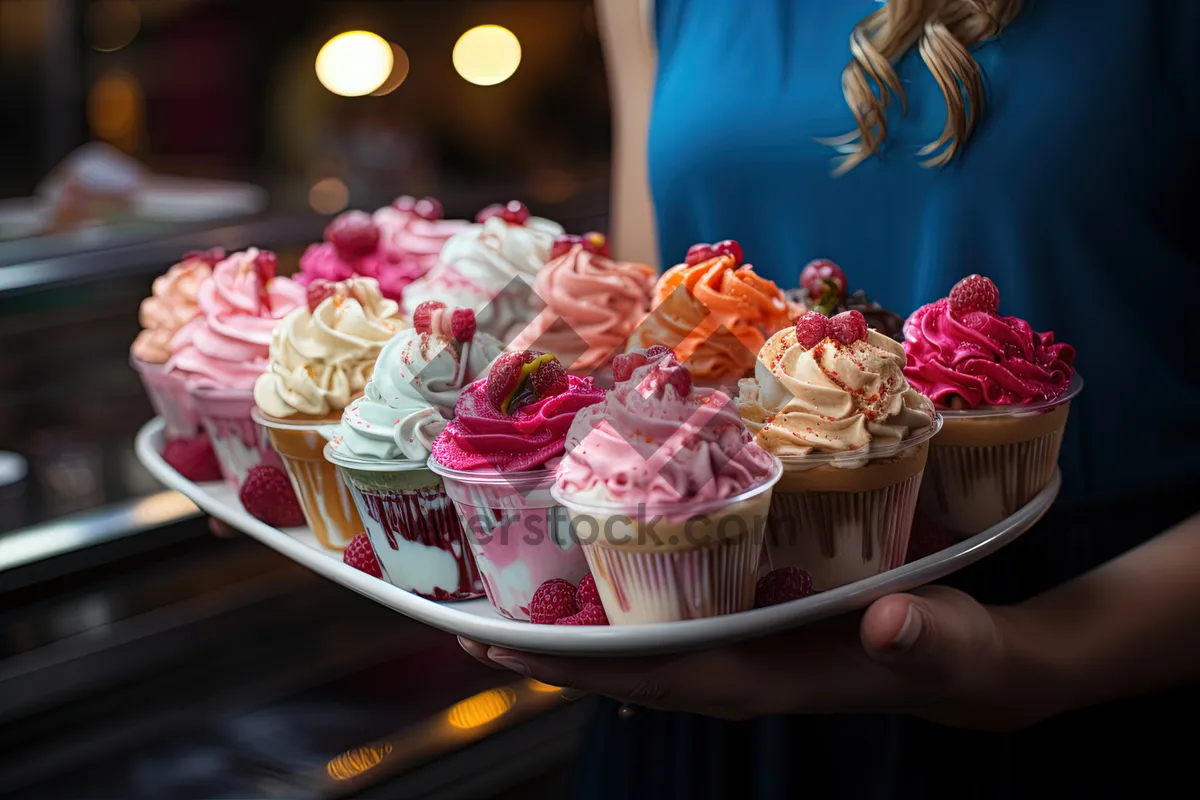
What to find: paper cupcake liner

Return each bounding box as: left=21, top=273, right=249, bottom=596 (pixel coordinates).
left=133, top=359, right=201, bottom=440
left=919, top=426, right=1064, bottom=539
left=764, top=471, right=923, bottom=591
left=581, top=531, right=764, bottom=625
left=434, top=468, right=588, bottom=620
left=453, top=498, right=589, bottom=621
left=279, top=455, right=361, bottom=551
left=345, top=481, right=483, bottom=601
left=199, top=414, right=281, bottom=489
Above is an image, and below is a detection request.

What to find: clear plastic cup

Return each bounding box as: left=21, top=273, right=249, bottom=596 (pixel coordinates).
left=253, top=409, right=361, bottom=551
left=550, top=458, right=783, bottom=625
left=764, top=417, right=943, bottom=592
left=130, top=355, right=201, bottom=440
left=920, top=374, right=1082, bottom=539
left=326, top=446, right=484, bottom=601
left=190, top=386, right=283, bottom=488
left=428, top=459, right=590, bottom=621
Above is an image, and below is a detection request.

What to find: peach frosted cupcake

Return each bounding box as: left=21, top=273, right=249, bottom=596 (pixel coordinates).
left=509, top=232, right=656, bottom=381
left=628, top=240, right=793, bottom=389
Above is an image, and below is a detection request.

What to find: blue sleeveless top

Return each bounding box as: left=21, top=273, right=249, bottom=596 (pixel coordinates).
left=648, top=0, right=1200, bottom=506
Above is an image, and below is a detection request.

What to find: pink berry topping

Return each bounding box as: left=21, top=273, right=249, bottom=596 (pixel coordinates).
left=413, top=196, right=443, bottom=221
left=253, top=250, right=278, bottom=285
left=486, top=351, right=567, bottom=415
left=643, top=344, right=672, bottom=361
left=326, top=210, right=380, bottom=256
left=555, top=603, right=609, bottom=626
left=948, top=274, right=1000, bottom=317
left=306, top=278, right=338, bottom=312
left=794, top=311, right=831, bottom=349
left=712, top=239, right=744, bottom=267
left=550, top=234, right=585, bottom=260
left=583, top=231, right=610, bottom=257
left=530, top=578, right=579, bottom=624
left=393, top=195, right=417, bottom=211
left=182, top=247, right=226, bottom=266
left=239, top=465, right=304, bottom=528
left=754, top=566, right=815, bottom=608
left=412, top=300, right=447, bottom=335
left=476, top=200, right=531, bottom=226
left=685, top=243, right=717, bottom=266
left=342, top=533, right=383, bottom=579
left=450, top=308, right=477, bottom=342
left=576, top=574, right=601, bottom=607
left=799, top=259, right=848, bottom=302
left=611, top=352, right=647, bottom=384
left=829, top=310, right=868, bottom=345
left=636, top=352, right=693, bottom=398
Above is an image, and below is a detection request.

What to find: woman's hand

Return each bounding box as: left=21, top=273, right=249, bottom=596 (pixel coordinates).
left=460, top=586, right=1044, bottom=731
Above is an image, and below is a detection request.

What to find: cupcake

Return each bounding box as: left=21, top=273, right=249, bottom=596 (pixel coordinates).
left=738, top=311, right=939, bottom=591
left=167, top=248, right=306, bottom=487
left=252, top=277, right=404, bottom=550
left=324, top=304, right=503, bottom=599
left=555, top=348, right=781, bottom=624
left=903, top=275, right=1078, bottom=538
left=508, top=232, right=656, bottom=381
left=785, top=258, right=905, bottom=341
left=401, top=201, right=564, bottom=341
left=372, top=195, right=469, bottom=287
left=428, top=350, right=604, bottom=620
left=131, top=249, right=223, bottom=481
left=628, top=240, right=793, bottom=389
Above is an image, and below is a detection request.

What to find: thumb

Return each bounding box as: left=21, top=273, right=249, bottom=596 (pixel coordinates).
left=859, top=586, right=989, bottom=680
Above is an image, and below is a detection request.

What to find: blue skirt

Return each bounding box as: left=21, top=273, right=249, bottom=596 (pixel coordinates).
left=569, top=485, right=1200, bottom=799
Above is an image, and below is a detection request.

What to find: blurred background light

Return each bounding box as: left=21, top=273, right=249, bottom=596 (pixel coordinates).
left=452, top=24, right=521, bottom=86
left=85, top=0, right=141, bottom=53
left=308, top=177, right=349, bottom=213
left=371, top=42, right=411, bottom=97
left=445, top=687, right=516, bottom=729
left=87, top=71, right=143, bottom=150
left=315, top=31, right=394, bottom=97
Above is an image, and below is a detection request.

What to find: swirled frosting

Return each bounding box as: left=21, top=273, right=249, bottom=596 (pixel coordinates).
left=401, top=215, right=564, bottom=338
left=253, top=278, right=403, bottom=420
left=509, top=245, right=657, bottom=371
left=738, top=327, right=934, bottom=457
left=431, top=375, right=603, bottom=472
left=903, top=298, right=1075, bottom=408
left=558, top=355, right=777, bottom=506
left=373, top=205, right=468, bottom=277
left=132, top=254, right=213, bottom=363
left=629, top=255, right=793, bottom=384
left=167, top=249, right=305, bottom=392
left=329, top=328, right=504, bottom=462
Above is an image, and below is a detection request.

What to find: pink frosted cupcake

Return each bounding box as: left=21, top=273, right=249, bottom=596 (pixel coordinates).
left=904, top=275, right=1078, bottom=537
left=298, top=199, right=464, bottom=304
left=167, top=248, right=306, bottom=488
left=554, top=348, right=782, bottom=624
left=428, top=350, right=604, bottom=620
left=508, top=232, right=656, bottom=382
left=131, top=249, right=224, bottom=480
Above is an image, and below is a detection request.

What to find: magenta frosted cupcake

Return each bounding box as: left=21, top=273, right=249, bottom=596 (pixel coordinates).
left=553, top=348, right=782, bottom=624
left=904, top=275, right=1079, bottom=537
left=429, top=351, right=604, bottom=620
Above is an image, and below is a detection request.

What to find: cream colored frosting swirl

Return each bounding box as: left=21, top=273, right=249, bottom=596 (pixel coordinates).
left=329, top=328, right=504, bottom=461
left=253, top=278, right=403, bottom=419
left=738, top=327, right=934, bottom=459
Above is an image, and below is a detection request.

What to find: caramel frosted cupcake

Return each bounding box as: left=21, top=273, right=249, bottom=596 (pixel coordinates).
left=738, top=310, right=940, bottom=590
left=252, top=277, right=405, bottom=550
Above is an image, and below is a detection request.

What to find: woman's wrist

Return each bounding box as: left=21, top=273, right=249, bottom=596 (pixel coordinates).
left=982, top=603, right=1077, bottom=730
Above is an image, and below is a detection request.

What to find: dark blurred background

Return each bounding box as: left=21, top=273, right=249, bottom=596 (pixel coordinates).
left=0, top=2, right=612, bottom=796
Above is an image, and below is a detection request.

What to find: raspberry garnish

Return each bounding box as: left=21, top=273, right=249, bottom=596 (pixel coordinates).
left=948, top=274, right=1000, bottom=317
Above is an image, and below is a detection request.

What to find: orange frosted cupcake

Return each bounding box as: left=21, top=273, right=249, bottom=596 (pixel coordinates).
left=627, top=240, right=794, bottom=388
